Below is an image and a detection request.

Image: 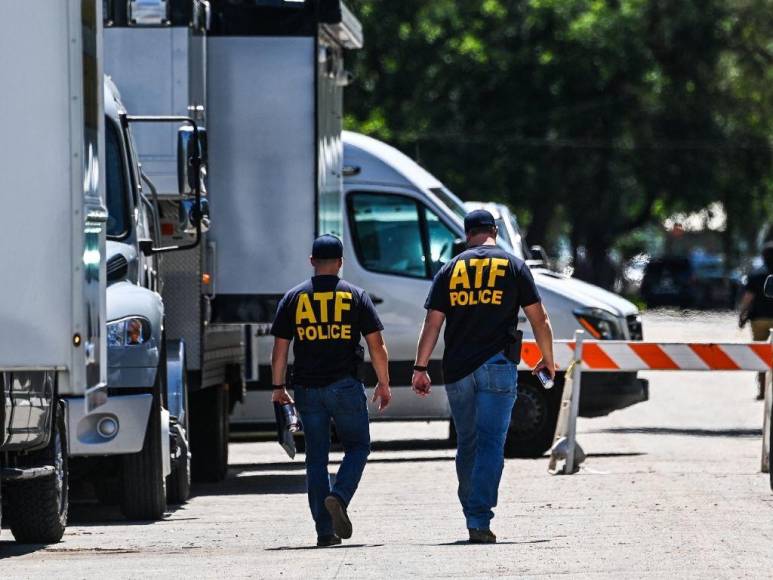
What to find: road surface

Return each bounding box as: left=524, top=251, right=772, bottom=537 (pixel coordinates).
left=2, top=311, right=772, bottom=578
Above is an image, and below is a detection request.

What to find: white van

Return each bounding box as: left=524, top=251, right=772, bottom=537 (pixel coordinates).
left=232, top=131, right=648, bottom=457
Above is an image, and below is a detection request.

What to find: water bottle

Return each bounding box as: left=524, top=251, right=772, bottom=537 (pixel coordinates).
left=281, top=403, right=303, bottom=433
left=536, top=368, right=554, bottom=390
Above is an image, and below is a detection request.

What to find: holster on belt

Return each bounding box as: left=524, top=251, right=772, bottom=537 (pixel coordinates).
left=503, top=328, right=523, bottom=364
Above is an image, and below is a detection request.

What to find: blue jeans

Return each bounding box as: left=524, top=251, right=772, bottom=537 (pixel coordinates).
left=294, top=377, right=371, bottom=537
left=445, top=353, right=517, bottom=530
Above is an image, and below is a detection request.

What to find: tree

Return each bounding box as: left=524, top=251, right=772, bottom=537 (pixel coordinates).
left=345, top=0, right=773, bottom=287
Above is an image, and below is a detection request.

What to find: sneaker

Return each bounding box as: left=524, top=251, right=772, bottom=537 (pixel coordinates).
left=324, top=495, right=353, bottom=539
left=317, top=534, right=342, bottom=547
left=468, top=528, right=497, bottom=544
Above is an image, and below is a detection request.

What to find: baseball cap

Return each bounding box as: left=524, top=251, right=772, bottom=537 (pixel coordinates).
left=311, top=234, right=343, bottom=259
left=464, top=209, right=496, bottom=232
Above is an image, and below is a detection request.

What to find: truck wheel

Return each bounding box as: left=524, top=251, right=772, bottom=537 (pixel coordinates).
left=167, top=422, right=191, bottom=504
left=6, top=402, right=69, bottom=543
left=190, top=384, right=229, bottom=482
left=166, top=345, right=191, bottom=504
left=120, top=377, right=166, bottom=520
left=504, top=375, right=560, bottom=458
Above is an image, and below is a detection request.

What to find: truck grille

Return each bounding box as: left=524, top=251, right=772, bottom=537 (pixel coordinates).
left=627, top=314, right=643, bottom=341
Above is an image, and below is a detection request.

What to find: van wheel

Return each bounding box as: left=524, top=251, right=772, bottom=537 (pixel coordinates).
left=6, top=402, right=69, bottom=543
left=190, top=384, right=229, bottom=482
left=504, top=375, right=559, bottom=458
left=120, top=373, right=166, bottom=520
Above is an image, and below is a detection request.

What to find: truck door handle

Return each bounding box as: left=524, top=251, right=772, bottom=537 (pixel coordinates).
left=369, top=294, right=384, bottom=305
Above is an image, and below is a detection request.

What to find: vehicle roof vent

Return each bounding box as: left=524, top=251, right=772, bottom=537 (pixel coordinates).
left=107, top=254, right=129, bottom=282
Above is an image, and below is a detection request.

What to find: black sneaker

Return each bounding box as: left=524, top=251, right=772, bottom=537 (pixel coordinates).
left=468, top=528, right=497, bottom=544
left=324, top=495, right=353, bottom=539
left=317, top=534, right=342, bottom=547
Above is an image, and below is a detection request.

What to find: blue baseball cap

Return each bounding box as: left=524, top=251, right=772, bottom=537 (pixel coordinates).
left=464, top=209, right=496, bottom=232
left=311, top=234, right=343, bottom=259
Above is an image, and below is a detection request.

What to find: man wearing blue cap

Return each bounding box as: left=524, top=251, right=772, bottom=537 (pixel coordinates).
left=270, top=234, right=392, bottom=547
left=412, top=209, right=556, bottom=544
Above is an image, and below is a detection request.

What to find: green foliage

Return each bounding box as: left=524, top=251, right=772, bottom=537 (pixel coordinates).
left=344, top=0, right=773, bottom=284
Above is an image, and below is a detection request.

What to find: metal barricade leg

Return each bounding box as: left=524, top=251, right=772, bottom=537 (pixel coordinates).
left=762, top=331, right=773, bottom=474
left=564, top=330, right=585, bottom=475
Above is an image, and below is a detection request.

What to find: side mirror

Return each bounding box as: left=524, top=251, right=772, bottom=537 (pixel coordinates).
left=452, top=238, right=467, bottom=257
left=177, top=125, right=207, bottom=196
left=765, top=275, right=773, bottom=298
left=180, top=197, right=210, bottom=235
left=530, top=245, right=550, bottom=266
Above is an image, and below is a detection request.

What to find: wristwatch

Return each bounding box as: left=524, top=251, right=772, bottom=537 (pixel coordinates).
left=272, top=383, right=286, bottom=389
left=413, top=365, right=428, bottom=372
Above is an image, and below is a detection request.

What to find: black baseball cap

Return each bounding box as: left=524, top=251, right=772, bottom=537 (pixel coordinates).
left=311, top=234, right=343, bottom=259
left=464, top=209, right=496, bottom=232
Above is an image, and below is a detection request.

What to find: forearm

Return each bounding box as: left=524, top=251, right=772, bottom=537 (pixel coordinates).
left=533, top=319, right=555, bottom=365
left=415, top=319, right=442, bottom=366
left=271, top=341, right=289, bottom=385
left=369, top=343, right=390, bottom=385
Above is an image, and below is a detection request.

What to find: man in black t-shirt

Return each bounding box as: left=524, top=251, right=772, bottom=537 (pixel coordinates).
left=412, top=210, right=556, bottom=544
left=739, top=242, right=773, bottom=399
left=271, top=235, right=391, bottom=547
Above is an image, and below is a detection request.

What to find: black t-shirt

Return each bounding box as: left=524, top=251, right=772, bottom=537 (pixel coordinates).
left=745, top=267, right=773, bottom=319
left=271, top=275, right=384, bottom=387
left=424, top=244, right=541, bottom=383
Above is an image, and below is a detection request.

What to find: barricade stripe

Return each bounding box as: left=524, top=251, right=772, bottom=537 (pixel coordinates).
left=628, top=343, right=679, bottom=370
left=581, top=343, right=619, bottom=370
left=600, top=343, right=648, bottom=371
left=689, top=344, right=740, bottom=370
left=721, top=344, right=770, bottom=372
left=660, top=344, right=709, bottom=370
left=750, top=343, right=773, bottom=367
left=520, top=343, right=543, bottom=368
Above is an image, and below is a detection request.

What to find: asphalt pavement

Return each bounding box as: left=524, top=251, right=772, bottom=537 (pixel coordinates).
left=2, top=311, right=772, bottom=579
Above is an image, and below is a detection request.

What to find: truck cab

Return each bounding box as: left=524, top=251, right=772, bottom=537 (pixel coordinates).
left=65, top=77, right=196, bottom=520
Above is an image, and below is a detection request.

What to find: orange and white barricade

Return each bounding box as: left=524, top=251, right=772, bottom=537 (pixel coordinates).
left=519, top=331, right=773, bottom=477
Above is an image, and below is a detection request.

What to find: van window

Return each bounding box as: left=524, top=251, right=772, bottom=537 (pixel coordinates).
left=424, top=207, right=456, bottom=275
left=349, top=193, right=426, bottom=278
left=348, top=192, right=459, bottom=279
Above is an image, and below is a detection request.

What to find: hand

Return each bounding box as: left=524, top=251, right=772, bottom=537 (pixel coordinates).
left=371, top=383, right=392, bottom=412
left=272, top=387, right=294, bottom=405
left=532, top=358, right=558, bottom=380
left=412, top=371, right=431, bottom=398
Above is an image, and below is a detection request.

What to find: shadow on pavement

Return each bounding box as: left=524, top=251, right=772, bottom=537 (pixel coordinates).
left=266, top=543, right=384, bottom=551
left=429, top=539, right=551, bottom=546
left=0, top=541, right=47, bottom=559
left=193, top=470, right=307, bottom=497
left=596, top=427, right=761, bottom=438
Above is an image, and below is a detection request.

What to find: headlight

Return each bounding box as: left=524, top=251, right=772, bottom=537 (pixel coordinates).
left=107, top=317, right=150, bottom=347
left=573, top=307, right=623, bottom=340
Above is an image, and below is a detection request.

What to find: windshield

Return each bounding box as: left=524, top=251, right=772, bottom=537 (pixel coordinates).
left=429, top=187, right=467, bottom=221
left=105, top=119, right=129, bottom=238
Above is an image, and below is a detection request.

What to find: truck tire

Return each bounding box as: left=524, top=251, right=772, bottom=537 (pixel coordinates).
left=6, top=402, right=69, bottom=543
left=504, top=374, right=560, bottom=458
left=190, top=384, right=229, bottom=482
left=120, top=376, right=166, bottom=520
left=167, top=422, right=191, bottom=504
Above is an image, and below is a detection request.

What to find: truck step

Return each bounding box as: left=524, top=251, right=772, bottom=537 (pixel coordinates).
left=0, top=465, right=56, bottom=481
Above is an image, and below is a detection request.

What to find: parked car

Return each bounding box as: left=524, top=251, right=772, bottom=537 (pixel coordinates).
left=641, top=252, right=741, bottom=309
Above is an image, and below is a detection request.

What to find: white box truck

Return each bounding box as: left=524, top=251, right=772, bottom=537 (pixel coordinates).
left=103, top=0, right=244, bottom=486
left=0, top=0, right=108, bottom=542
